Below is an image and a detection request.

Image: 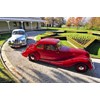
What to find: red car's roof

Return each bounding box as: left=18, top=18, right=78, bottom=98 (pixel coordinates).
left=38, top=38, right=60, bottom=45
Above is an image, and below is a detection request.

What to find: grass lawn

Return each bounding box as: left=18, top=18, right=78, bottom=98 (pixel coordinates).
left=61, top=40, right=74, bottom=48
left=0, top=34, right=11, bottom=45
left=0, top=33, right=15, bottom=83
left=0, top=60, right=15, bottom=83
left=42, top=27, right=100, bottom=33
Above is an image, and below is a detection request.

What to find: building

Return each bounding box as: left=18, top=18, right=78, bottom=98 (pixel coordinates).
left=0, top=17, right=45, bottom=32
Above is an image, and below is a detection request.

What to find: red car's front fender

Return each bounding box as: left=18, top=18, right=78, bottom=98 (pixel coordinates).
left=22, top=51, right=28, bottom=57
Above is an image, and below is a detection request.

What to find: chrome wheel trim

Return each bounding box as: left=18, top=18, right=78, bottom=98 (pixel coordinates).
left=30, top=55, right=35, bottom=60
left=78, top=66, right=85, bottom=71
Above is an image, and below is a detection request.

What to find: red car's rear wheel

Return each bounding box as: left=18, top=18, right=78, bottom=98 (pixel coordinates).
left=75, top=63, right=88, bottom=73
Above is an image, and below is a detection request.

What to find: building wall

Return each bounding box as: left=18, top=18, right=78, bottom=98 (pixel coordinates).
left=24, top=22, right=31, bottom=30
left=38, top=22, right=41, bottom=29
left=9, top=21, right=19, bottom=30
left=0, top=21, right=42, bottom=32
left=32, top=22, right=37, bottom=29
left=0, top=21, right=9, bottom=32
left=32, top=22, right=41, bottom=29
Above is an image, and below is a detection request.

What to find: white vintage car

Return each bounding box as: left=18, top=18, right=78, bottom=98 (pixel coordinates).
left=8, top=29, right=28, bottom=47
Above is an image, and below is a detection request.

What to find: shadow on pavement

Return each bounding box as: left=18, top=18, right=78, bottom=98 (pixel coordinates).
left=29, top=60, right=100, bottom=81
left=84, top=61, right=100, bottom=78
left=16, top=61, right=100, bottom=83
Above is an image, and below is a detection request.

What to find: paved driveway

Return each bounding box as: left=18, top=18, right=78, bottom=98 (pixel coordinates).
left=1, top=31, right=100, bottom=82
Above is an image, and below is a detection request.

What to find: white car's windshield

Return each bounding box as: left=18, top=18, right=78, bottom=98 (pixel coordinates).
left=12, top=31, right=25, bottom=35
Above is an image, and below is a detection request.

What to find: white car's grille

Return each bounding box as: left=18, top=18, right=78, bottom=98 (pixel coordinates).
left=14, top=39, right=19, bottom=44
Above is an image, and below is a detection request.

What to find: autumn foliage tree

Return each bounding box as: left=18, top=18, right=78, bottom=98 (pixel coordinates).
left=74, top=17, right=83, bottom=27
left=66, top=17, right=83, bottom=28
left=87, top=17, right=100, bottom=30
left=66, top=17, right=75, bottom=27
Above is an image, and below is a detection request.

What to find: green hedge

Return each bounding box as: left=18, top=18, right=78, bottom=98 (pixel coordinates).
left=84, top=38, right=96, bottom=48
left=85, top=40, right=100, bottom=58
left=41, top=36, right=67, bottom=40
left=67, top=37, right=84, bottom=49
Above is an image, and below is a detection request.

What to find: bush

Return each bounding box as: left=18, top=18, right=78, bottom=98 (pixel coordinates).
left=41, top=36, right=67, bottom=40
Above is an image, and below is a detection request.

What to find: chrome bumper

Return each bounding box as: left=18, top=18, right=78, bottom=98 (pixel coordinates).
left=9, top=42, right=26, bottom=47
left=92, top=62, right=95, bottom=70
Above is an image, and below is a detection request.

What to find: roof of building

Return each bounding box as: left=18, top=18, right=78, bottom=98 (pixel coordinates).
left=0, top=17, right=45, bottom=22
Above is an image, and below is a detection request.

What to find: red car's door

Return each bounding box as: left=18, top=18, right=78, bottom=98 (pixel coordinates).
left=41, top=44, right=60, bottom=61
left=36, top=44, right=71, bottom=61
left=44, top=45, right=72, bottom=60
left=58, top=46, right=72, bottom=60
left=35, top=44, right=46, bottom=59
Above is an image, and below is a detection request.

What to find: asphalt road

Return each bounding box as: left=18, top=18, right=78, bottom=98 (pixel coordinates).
left=1, top=31, right=100, bottom=82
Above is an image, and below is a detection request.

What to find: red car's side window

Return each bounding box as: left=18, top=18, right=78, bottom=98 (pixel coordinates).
left=45, top=44, right=57, bottom=51
left=36, top=44, right=44, bottom=50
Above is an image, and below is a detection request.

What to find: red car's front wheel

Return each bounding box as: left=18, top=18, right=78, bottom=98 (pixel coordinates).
left=29, top=54, right=37, bottom=62
left=75, top=63, right=88, bottom=73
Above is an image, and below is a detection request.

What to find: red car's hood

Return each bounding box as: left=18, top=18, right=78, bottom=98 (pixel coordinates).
left=59, top=46, right=86, bottom=53
left=59, top=46, right=70, bottom=52
left=70, top=48, right=87, bottom=54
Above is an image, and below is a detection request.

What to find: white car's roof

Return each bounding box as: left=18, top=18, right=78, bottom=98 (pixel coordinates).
left=12, top=29, right=25, bottom=32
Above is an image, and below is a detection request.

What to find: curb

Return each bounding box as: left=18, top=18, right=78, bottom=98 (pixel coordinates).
left=0, top=40, right=21, bottom=83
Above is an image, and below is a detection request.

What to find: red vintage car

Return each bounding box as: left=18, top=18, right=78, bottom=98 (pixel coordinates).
left=22, top=38, right=94, bottom=72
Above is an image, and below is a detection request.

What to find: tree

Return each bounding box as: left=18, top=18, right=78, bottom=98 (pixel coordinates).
left=93, top=17, right=100, bottom=30
left=66, top=17, right=75, bottom=27
left=88, top=17, right=96, bottom=29
left=44, top=17, right=65, bottom=27
left=44, top=17, right=55, bottom=27
left=74, top=17, right=83, bottom=28
left=86, top=17, right=100, bottom=30
left=54, top=17, right=65, bottom=27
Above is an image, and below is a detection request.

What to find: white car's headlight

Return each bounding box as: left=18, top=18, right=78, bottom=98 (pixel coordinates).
left=8, top=40, right=13, bottom=43
left=21, top=40, right=26, bottom=43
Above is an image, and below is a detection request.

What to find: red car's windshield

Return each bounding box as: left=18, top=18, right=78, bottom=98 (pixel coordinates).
left=57, top=41, right=70, bottom=51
